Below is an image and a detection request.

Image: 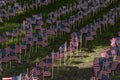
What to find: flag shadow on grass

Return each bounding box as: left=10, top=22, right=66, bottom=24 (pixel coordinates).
left=53, top=66, right=93, bottom=80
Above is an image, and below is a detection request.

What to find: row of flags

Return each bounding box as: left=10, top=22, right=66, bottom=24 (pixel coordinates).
left=46, top=0, right=111, bottom=24
left=0, top=0, right=115, bottom=44
left=0, top=0, right=52, bottom=22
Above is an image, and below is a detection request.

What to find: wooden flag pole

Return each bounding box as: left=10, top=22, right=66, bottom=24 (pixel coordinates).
left=60, top=49, right=61, bottom=66
left=29, top=46, right=31, bottom=58
left=76, top=37, right=79, bottom=55
left=76, top=46, right=79, bottom=56
left=10, top=61, right=11, bottom=69
left=99, top=26, right=102, bottom=35
left=52, top=50, right=54, bottom=79
left=35, top=43, right=37, bottom=53
left=80, top=34, right=82, bottom=52
left=27, top=68, right=29, bottom=76
left=25, top=46, right=27, bottom=57
left=66, top=42, right=68, bottom=64
left=85, top=38, right=87, bottom=48
left=69, top=44, right=72, bottom=64
left=60, top=30, right=63, bottom=39
left=20, top=73, right=22, bottom=80
left=43, top=67, right=45, bottom=80
left=57, top=50, right=60, bottom=72
left=64, top=46, right=66, bottom=66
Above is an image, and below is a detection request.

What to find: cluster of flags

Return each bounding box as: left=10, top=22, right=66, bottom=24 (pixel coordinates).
left=0, top=0, right=52, bottom=22
left=90, top=32, right=120, bottom=80
left=46, top=0, right=112, bottom=25
left=2, top=41, right=67, bottom=80
left=0, top=0, right=116, bottom=43
left=0, top=0, right=16, bottom=7
left=0, top=2, right=25, bottom=18
left=1, top=0, right=120, bottom=79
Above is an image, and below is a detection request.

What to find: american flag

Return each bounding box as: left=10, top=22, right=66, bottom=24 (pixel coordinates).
left=36, top=38, right=47, bottom=47
left=110, top=37, right=116, bottom=47
left=115, top=37, right=120, bottom=47
left=100, top=70, right=108, bottom=80
left=2, top=56, right=11, bottom=63
left=80, top=27, right=87, bottom=34
left=68, top=40, right=76, bottom=52
left=36, top=66, right=42, bottom=76
left=39, top=29, right=47, bottom=40
left=33, top=33, right=38, bottom=42
left=21, top=72, right=29, bottom=80
left=72, top=37, right=79, bottom=47
left=37, top=60, right=46, bottom=68
left=12, top=75, right=21, bottom=80
left=29, top=71, right=38, bottom=80
left=46, top=16, right=52, bottom=24
left=9, top=51, right=22, bottom=64
left=59, top=43, right=67, bottom=58
left=46, top=27, right=55, bottom=35
left=43, top=58, right=52, bottom=68
left=85, top=32, right=94, bottom=41
left=1, top=49, right=7, bottom=58
left=43, top=66, right=51, bottom=77
left=93, top=57, right=100, bottom=64
left=2, top=75, right=21, bottom=80
left=26, top=37, right=33, bottom=47
left=60, top=24, right=70, bottom=33
left=34, top=23, right=42, bottom=30
left=108, top=16, right=115, bottom=25
left=54, top=51, right=59, bottom=61
left=111, top=61, right=119, bottom=71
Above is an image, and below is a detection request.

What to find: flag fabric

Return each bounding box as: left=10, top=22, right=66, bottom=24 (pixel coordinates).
left=21, top=41, right=27, bottom=50
left=12, top=75, right=21, bottom=80
left=59, top=24, right=70, bottom=33
left=2, top=56, right=11, bottom=63
left=36, top=38, right=47, bottom=47
left=93, top=58, right=100, bottom=64
left=2, top=77, right=12, bottom=80
left=85, top=32, right=94, bottom=41
left=37, top=60, right=46, bottom=68
left=59, top=43, right=67, bottom=58
left=36, top=66, right=42, bottom=76
left=43, top=58, right=52, bottom=68
left=21, top=72, right=29, bottom=80
left=54, top=51, right=59, bottom=61
left=2, top=75, right=21, bottom=80
left=43, top=66, right=51, bottom=77
left=111, top=61, right=119, bottom=71
left=110, top=37, right=116, bottom=47
left=116, top=56, right=120, bottom=61
left=68, top=40, right=76, bottom=52
left=9, top=51, right=22, bottom=64
left=29, top=71, right=38, bottom=80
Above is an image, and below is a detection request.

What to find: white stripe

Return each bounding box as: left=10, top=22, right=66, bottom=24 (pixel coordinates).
left=2, top=77, right=12, bottom=80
